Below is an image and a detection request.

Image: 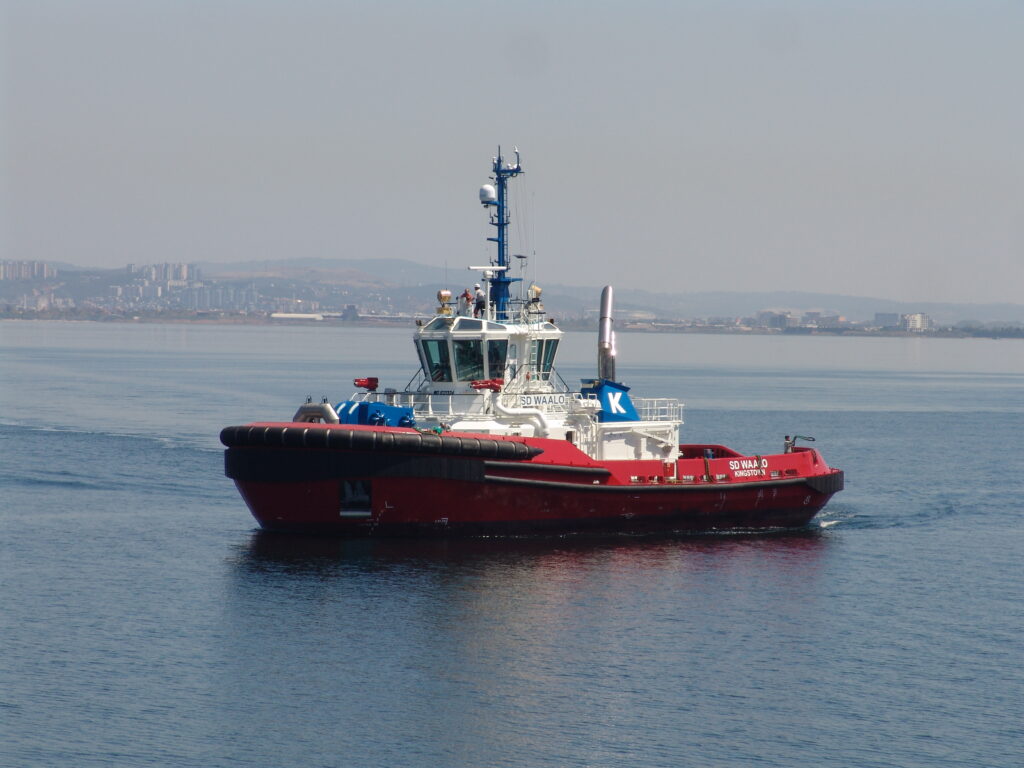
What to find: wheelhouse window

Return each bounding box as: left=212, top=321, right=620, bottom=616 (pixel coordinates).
left=453, top=340, right=485, bottom=381
left=532, top=339, right=559, bottom=380
left=487, top=339, right=508, bottom=378
left=420, top=339, right=452, bottom=382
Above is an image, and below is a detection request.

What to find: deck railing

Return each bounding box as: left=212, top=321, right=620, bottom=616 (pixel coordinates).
left=351, top=389, right=682, bottom=423
left=632, top=397, right=684, bottom=423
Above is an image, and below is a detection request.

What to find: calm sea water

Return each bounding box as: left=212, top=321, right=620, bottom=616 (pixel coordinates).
left=2, top=320, right=1022, bottom=767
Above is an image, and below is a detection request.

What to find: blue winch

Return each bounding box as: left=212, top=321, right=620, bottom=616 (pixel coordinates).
left=334, top=400, right=416, bottom=428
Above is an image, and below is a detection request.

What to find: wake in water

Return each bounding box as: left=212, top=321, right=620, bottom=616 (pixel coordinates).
left=0, top=423, right=226, bottom=499
left=0, top=420, right=222, bottom=452
left=812, top=495, right=1009, bottom=532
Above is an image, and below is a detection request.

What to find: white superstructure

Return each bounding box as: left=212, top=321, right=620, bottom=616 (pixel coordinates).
left=349, top=286, right=684, bottom=463
left=336, top=148, right=683, bottom=462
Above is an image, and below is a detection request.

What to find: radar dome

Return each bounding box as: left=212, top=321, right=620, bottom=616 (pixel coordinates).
left=479, top=184, right=497, bottom=204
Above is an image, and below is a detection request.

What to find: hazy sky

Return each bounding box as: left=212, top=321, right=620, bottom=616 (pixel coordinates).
left=2, top=0, right=1022, bottom=303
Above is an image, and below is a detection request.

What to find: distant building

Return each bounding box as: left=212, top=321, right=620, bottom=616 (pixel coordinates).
left=815, top=315, right=846, bottom=329
left=874, top=313, right=901, bottom=328
left=621, top=310, right=657, bottom=321
left=270, top=313, right=324, bottom=321
left=0, top=260, right=57, bottom=280
left=756, top=310, right=791, bottom=329
left=901, top=313, right=932, bottom=332
left=798, top=311, right=844, bottom=329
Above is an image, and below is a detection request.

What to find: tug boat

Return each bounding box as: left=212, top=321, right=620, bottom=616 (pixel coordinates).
left=221, top=149, right=843, bottom=535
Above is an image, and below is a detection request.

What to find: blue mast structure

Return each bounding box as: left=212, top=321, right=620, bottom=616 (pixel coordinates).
left=482, top=147, right=523, bottom=322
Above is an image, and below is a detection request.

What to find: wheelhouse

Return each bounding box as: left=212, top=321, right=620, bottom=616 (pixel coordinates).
left=414, top=316, right=563, bottom=393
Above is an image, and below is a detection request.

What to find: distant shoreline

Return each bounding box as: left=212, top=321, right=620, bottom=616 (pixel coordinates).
left=3, top=313, right=1022, bottom=339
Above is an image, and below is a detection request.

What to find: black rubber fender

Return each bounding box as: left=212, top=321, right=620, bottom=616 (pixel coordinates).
left=220, top=425, right=542, bottom=460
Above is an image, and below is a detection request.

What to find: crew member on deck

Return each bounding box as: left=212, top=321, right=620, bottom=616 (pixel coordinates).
left=473, top=283, right=485, bottom=318
left=458, top=288, right=473, bottom=316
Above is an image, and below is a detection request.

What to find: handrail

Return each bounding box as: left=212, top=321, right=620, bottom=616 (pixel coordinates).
left=502, top=363, right=572, bottom=393
left=348, top=384, right=683, bottom=423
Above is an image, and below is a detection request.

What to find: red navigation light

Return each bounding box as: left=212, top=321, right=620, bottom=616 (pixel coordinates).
left=353, top=377, right=379, bottom=391
left=470, top=378, right=504, bottom=392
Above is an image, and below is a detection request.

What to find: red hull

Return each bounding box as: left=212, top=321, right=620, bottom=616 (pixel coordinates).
left=222, top=423, right=843, bottom=536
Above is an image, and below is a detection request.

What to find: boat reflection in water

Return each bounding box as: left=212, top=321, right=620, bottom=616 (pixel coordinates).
left=232, top=527, right=830, bottom=581
left=218, top=528, right=833, bottom=763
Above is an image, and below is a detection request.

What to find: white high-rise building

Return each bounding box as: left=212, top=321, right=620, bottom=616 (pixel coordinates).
left=901, top=313, right=932, bottom=332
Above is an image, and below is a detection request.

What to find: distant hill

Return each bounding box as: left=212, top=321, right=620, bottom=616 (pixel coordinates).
left=569, top=287, right=1024, bottom=325
left=194, top=257, right=1024, bottom=324
left=200, top=258, right=449, bottom=287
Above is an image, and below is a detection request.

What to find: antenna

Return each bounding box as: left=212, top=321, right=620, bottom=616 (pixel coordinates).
left=513, top=253, right=528, bottom=300
left=479, top=147, right=524, bottom=321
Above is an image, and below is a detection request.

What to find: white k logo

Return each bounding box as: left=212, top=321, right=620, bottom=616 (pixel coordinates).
left=606, top=391, right=626, bottom=414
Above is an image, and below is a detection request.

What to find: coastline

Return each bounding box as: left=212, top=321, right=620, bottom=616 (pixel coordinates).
left=3, top=311, right=1021, bottom=339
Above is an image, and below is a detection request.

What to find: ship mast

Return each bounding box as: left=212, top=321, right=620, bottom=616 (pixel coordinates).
left=481, top=147, right=523, bottom=322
